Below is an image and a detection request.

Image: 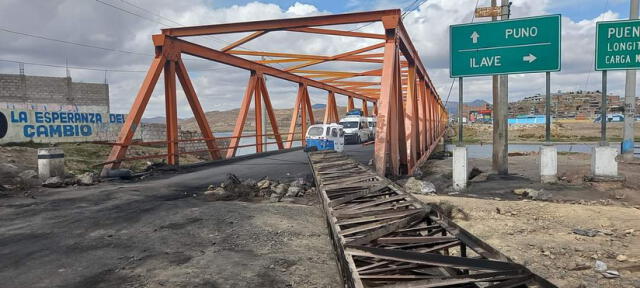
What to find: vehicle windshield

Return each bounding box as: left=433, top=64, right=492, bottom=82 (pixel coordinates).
left=307, top=127, right=324, bottom=136
left=339, top=121, right=359, bottom=128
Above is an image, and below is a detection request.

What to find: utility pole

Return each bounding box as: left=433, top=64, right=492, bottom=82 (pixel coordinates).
left=492, top=0, right=510, bottom=174
left=623, top=0, right=639, bottom=160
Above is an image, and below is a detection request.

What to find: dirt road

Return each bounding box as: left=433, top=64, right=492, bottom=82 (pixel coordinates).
left=0, top=152, right=342, bottom=287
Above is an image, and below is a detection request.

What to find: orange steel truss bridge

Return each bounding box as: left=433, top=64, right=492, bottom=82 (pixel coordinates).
left=102, top=9, right=448, bottom=177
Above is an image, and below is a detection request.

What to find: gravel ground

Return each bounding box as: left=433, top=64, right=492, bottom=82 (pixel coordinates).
left=0, top=170, right=341, bottom=288
left=414, top=195, right=640, bottom=288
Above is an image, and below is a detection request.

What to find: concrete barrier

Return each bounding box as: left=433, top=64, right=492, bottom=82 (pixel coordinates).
left=38, top=148, right=65, bottom=180
left=452, top=146, right=467, bottom=191
left=591, top=146, right=618, bottom=177
left=539, top=145, right=558, bottom=183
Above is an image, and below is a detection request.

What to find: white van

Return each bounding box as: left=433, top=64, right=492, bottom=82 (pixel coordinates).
left=304, top=123, right=344, bottom=152
left=366, top=116, right=376, bottom=140
left=339, top=115, right=371, bottom=144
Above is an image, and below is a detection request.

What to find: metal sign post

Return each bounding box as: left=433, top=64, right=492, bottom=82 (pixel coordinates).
left=458, top=77, right=463, bottom=146
left=601, top=71, right=608, bottom=146
left=545, top=72, right=551, bottom=143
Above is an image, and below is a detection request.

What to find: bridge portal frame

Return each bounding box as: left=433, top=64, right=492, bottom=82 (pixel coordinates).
left=102, top=9, right=447, bottom=177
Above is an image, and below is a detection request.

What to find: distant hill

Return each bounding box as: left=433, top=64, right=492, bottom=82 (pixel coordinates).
left=141, top=116, right=166, bottom=124
left=446, top=99, right=490, bottom=115
left=179, top=106, right=348, bottom=132
left=311, top=103, right=326, bottom=109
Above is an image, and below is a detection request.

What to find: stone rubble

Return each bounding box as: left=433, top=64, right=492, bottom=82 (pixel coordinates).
left=403, top=177, right=436, bottom=195
left=204, top=174, right=316, bottom=202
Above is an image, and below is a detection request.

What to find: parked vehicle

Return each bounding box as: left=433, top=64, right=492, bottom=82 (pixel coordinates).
left=366, top=116, right=376, bottom=140
left=304, top=123, right=344, bottom=152
left=346, top=109, right=363, bottom=116
left=339, top=115, right=371, bottom=144
left=594, top=113, right=624, bottom=123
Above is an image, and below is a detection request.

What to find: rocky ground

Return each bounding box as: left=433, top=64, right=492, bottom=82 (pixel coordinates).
left=202, top=173, right=319, bottom=205
left=0, top=143, right=204, bottom=195
left=394, top=150, right=640, bottom=287
left=414, top=195, right=640, bottom=288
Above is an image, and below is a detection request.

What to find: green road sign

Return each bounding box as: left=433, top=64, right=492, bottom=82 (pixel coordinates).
left=450, top=15, right=561, bottom=77
left=595, top=19, right=640, bottom=70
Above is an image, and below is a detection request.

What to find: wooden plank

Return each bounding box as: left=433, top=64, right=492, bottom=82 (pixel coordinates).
left=337, top=209, right=423, bottom=225
left=376, top=236, right=457, bottom=245
left=344, top=212, right=425, bottom=246
left=306, top=151, right=554, bottom=288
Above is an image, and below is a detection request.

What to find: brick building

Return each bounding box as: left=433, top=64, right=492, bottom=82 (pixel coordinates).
left=463, top=102, right=492, bottom=123
left=508, top=90, right=639, bottom=119
left=0, top=74, right=109, bottom=112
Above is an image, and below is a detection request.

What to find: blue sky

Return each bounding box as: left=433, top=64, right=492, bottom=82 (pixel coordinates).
left=547, top=0, right=631, bottom=20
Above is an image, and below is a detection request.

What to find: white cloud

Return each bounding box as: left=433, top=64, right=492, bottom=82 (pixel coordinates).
left=286, top=2, right=319, bottom=16
left=0, top=0, right=635, bottom=119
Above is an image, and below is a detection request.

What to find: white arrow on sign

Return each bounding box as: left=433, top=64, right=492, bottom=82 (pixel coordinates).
left=522, top=53, right=537, bottom=63
left=470, top=31, right=479, bottom=44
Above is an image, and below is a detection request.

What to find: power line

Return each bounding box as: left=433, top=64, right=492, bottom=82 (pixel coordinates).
left=401, top=0, right=428, bottom=19
left=445, top=0, right=480, bottom=107
left=94, top=0, right=287, bottom=69
left=95, top=0, right=176, bottom=28
left=117, top=0, right=185, bottom=27
left=0, top=58, right=232, bottom=73
left=349, top=0, right=427, bottom=37
left=0, top=27, right=150, bottom=56
left=0, top=25, right=229, bottom=68
left=0, top=58, right=146, bottom=73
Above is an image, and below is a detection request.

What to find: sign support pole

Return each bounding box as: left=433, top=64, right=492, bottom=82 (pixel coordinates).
left=601, top=70, right=608, bottom=146
left=458, top=77, right=464, bottom=146
left=495, top=0, right=510, bottom=175
left=545, top=72, right=551, bottom=143
left=623, top=0, right=639, bottom=160
left=490, top=0, right=502, bottom=174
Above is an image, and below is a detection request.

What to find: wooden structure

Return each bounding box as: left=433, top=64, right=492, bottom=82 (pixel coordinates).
left=308, top=151, right=556, bottom=288
left=102, top=9, right=447, bottom=177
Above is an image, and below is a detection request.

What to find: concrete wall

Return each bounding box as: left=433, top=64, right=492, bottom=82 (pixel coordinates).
left=0, top=74, right=109, bottom=113
left=0, top=108, right=126, bottom=144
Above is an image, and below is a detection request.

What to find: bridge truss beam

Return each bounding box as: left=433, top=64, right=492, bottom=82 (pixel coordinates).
left=102, top=9, right=447, bottom=177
